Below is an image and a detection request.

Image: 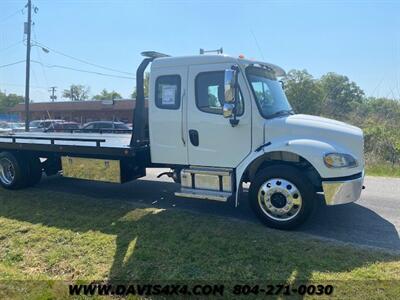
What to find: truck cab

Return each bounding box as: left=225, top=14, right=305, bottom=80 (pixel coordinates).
left=147, top=52, right=364, bottom=229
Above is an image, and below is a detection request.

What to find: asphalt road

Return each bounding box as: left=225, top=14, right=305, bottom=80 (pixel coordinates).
left=38, top=169, right=400, bottom=252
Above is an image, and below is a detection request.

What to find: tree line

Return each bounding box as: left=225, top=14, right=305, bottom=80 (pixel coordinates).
left=283, top=70, right=400, bottom=167
left=61, top=73, right=150, bottom=101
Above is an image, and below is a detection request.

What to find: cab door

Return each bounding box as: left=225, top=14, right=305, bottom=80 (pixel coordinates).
left=187, top=64, right=252, bottom=167
left=149, top=66, right=188, bottom=164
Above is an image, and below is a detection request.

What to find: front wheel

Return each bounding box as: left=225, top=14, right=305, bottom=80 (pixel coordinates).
left=249, top=165, right=316, bottom=230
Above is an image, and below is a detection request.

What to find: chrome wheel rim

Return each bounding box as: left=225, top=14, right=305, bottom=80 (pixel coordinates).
left=257, top=178, right=302, bottom=221
left=0, top=158, right=15, bottom=185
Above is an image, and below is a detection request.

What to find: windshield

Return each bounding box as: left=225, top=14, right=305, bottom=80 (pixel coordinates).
left=246, top=66, right=293, bottom=118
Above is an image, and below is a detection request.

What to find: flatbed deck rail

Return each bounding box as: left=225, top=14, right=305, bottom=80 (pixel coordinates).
left=0, top=134, right=146, bottom=158
left=0, top=135, right=106, bottom=147
left=45, top=129, right=133, bottom=134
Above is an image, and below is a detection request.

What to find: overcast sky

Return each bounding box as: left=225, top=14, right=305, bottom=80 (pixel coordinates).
left=1, top=0, right=399, bottom=102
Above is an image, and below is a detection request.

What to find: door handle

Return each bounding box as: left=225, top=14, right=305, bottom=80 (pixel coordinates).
left=189, top=129, right=199, bottom=146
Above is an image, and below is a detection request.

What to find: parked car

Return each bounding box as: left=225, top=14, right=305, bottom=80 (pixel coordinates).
left=45, top=122, right=80, bottom=132
left=29, top=120, right=64, bottom=132
left=0, top=122, right=25, bottom=133
left=9, top=122, right=25, bottom=133
left=0, top=122, right=12, bottom=134
left=80, top=121, right=130, bottom=132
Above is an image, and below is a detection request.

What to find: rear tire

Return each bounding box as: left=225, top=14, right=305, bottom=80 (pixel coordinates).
left=249, top=165, right=316, bottom=230
left=0, top=152, right=30, bottom=190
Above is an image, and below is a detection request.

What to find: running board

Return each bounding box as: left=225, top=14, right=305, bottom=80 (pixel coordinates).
left=175, top=166, right=234, bottom=202
left=175, top=188, right=230, bottom=202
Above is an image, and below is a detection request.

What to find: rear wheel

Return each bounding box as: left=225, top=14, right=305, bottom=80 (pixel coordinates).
left=249, top=165, right=315, bottom=230
left=0, top=152, right=30, bottom=190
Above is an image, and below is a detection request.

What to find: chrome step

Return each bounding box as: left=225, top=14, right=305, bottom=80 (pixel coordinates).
left=175, top=188, right=230, bottom=202
left=181, top=166, right=233, bottom=193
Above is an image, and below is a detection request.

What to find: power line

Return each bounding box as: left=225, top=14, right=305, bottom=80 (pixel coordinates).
left=31, top=60, right=135, bottom=79
left=32, top=40, right=136, bottom=76
left=0, top=40, right=23, bottom=52
left=250, top=29, right=265, bottom=61
left=0, top=82, right=48, bottom=89
left=32, top=25, right=49, bottom=87
left=0, top=8, right=24, bottom=24
left=0, top=59, right=135, bottom=80
left=0, top=60, right=26, bottom=69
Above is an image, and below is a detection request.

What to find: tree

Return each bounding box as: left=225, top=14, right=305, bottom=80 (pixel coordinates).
left=0, top=91, right=24, bottom=113
left=131, top=72, right=150, bottom=99
left=93, top=89, right=122, bottom=100
left=319, top=72, right=364, bottom=119
left=283, top=70, right=324, bottom=115
left=63, top=85, right=89, bottom=101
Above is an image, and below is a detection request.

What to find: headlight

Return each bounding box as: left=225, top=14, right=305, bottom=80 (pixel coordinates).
left=323, top=153, right=358, bottom=168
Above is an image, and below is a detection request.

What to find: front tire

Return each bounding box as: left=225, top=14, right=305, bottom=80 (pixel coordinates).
left=249, top=165, right=315, bottom=230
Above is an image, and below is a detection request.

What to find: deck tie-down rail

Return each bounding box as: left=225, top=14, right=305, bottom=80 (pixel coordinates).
left=0, top=135, right=106, bottom=147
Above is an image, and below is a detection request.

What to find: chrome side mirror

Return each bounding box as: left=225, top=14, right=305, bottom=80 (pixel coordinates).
left=223, top=103, right=235, bottom=118
left=224, top=69, right=236, bottom=103
left=224, top=66, right=240, bottom=127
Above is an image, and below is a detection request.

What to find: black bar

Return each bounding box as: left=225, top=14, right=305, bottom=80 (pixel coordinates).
left=131, top=57, right=154, bottom=147
left=0, top=141, right=138, bottom=158
left=0, top=135, right=106, bottom=145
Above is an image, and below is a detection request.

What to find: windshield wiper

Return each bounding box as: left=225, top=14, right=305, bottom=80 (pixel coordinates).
left=268, top=109, right=294, bottom=118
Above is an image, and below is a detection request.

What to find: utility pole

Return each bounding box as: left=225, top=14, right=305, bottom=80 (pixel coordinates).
left=49, top=86, right=57, bottom=102
left=70, top=86, right=74, bottom=101
left=24, top=0, right=32, bottom=131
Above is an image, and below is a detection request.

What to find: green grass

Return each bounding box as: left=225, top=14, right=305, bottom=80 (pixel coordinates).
left=0, top=185, right=399, bottom=299
left=366, top=162, right=400, bottom=178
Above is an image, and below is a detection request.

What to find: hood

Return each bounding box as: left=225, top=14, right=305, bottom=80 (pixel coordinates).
left=265, top=114, right=364, bottom=165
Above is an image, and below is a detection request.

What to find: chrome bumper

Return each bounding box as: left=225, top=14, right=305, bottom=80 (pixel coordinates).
left=322, top=173, right=364, bottom=205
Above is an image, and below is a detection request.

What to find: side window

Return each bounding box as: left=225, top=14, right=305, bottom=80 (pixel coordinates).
left=115, top=123, right=128, bottom=129
left=102, top=123, right=113, bottom=129
left=155, top=75, right=181, bottom=109
left=195, top=71, right=244, bottom=115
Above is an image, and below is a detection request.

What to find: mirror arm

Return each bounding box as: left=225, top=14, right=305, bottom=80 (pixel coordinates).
left=230, top=65, right=240, bottom=127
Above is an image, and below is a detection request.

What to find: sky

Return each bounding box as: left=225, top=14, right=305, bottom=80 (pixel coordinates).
left=0, top=0, right=399, bottom=102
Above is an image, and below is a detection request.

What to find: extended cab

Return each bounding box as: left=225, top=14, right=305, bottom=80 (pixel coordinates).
left=0, top=51, right=364, bottom=229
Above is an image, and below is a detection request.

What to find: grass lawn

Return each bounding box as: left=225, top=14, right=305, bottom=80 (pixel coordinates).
left=0, top=183, right=399, bottom=299
left=365, top=162, right=400, bottom=178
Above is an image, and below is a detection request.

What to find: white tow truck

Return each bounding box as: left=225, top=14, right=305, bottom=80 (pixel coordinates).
left=0, top=51, right=365, bottom=229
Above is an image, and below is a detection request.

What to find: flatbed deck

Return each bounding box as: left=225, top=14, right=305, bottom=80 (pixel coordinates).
left=0, top=132, right=148, bottom=158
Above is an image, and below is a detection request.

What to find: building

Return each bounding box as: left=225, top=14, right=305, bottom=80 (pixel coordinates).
left=8, top=99, right=147, bottom=124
